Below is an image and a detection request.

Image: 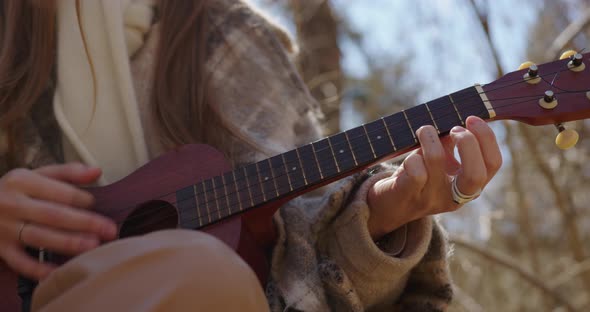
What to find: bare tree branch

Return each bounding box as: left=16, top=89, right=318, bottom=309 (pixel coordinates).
left=504, top=121, right=542, bottom=273
left=452, top=237, right=579, bottom=312
left=467, top=0, right=590, bottom=293
left=518, top=124, right=590, bottom=291
left=545, top=8, right=590, bottom=61
left=550, top=259, right=590, bottom=289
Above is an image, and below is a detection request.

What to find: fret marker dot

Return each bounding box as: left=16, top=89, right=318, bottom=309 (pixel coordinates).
left=264, top=177, right=269, bottom=181
left=292, top=167, right=297, bottom=171
left=339, top=149, right=344, bottom=154
left=377, top=135, right=382, bottom=139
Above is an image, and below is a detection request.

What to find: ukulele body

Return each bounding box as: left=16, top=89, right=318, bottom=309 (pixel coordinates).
left=87, top=143, right=279, bottom=283
left=0, top=144, right=281, bottom=312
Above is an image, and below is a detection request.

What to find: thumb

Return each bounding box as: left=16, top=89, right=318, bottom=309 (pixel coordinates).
left=35, top=163, right=102, bottom=185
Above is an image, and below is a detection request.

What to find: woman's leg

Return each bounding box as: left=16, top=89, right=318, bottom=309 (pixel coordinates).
left=32, top=229, right=269, bottom=312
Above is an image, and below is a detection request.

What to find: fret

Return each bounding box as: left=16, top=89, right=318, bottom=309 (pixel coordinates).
left=312, top=139, right=338, bottom=178
left=210, top=177, right=223, bottom=219
left=450, top=87, right=488, bottom=120
left=383, top=112, right=416, bottom=151
left=222, top=172, right=240, bottom=215
left=201, top=181, right=212, bottom=223
left=428, top=96, right=462, bottom=133
left=216, top=175, right=231, bottom=217
left=381, top=117, right=397, bottom=151
left=326, top=137, right=341, bottom=173
left=295, top=145, right=314, bottom=185
left=402, top=110, right=418, bottom=143
left=244, top=164, right=264, bottom=206
left=424, top=103, right=440, bottom=134
left=362, top=125, right=377, bottom=158
left=404, top=104, right=436, bottom=133
left=285, top=149, right=307, bottom=190
left=366, top=119, right=395, bottom=158
left=448, top=94, right=464, bottom=126
left=344, top=132, right=359, bottom=166
left=257, top=159, right=278, bottom=198
left=345, top=126, right=374, bottom=165
left=238, top=167, right=255, bottom=208
left=328, top=132, right=355, bottom=173
left=193, top=184, right=202, bottom=226
left=254, top=162, right=267, bottom=202
left=231, top=170, right=244, bottom=211
left=308, top=143, right=325, bottom=179
left=270, top=154, right=292, bottom=195
left=281, top=154, right=294, bottom=192
left=176, top=185, right=199, bottom=228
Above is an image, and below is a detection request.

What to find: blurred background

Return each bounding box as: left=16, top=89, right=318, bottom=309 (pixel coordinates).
left=253, top=0, right=590, bottom=310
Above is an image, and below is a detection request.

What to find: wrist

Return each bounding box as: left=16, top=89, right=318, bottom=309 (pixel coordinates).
left=374, top=224, right=408, bottom=256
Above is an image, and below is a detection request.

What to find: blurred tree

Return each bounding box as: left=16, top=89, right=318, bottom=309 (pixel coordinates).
left=288, top=0, right=342, bottom=135
left=257, top=0, right=590, bottom=310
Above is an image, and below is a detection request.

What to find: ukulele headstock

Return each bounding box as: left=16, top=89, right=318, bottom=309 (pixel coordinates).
left=483, top=50, right=590, bottom=149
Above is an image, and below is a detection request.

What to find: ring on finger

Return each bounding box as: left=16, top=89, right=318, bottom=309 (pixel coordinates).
left=451, top=176, right=481, bottom=205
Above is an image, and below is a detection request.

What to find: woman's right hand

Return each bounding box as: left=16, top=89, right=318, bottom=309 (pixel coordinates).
left=0, top=163, right=117, bottom=280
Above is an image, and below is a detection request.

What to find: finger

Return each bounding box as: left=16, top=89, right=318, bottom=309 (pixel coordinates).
left=3, top=168, right=95, bottom=209
left=376, top=152, right=428, bottom=197
left=19, top=222, right=100, bottom=255
left=416, top=125, right=446, bottom=182
left=440, top=136, right=460, bottom=174
left=0, top=217, right=21, bottom=241
left=396, top=152, right=428, bottom=193
left=0, top=245, right=55, bottom=280
left=35, top=163, right=102, bottom=185
left=0, top=195, right=116, bottom=240
left=465, top=116, right=503, bottom=184
left=450, top=126, right=487, bottom=195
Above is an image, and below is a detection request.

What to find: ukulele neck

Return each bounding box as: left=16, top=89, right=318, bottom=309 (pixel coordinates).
left=175, top=85, right=491, bottom=229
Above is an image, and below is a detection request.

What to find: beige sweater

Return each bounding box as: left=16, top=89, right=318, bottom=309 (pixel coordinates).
left=3, top=0, right=454, bottom=311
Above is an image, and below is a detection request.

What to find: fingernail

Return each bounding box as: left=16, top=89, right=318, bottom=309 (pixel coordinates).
left=451, top=126, right=466, bottom=133
left=466, top=116, right=485, bottom=128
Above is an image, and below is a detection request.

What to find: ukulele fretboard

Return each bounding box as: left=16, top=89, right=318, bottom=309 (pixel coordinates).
left=176, top=86, right=489, bottom=229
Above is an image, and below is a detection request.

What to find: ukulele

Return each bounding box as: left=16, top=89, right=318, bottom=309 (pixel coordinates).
left=2, top=51, right=590, bottom=312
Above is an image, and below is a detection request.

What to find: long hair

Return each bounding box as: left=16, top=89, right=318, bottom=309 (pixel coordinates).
left=0, top=0, right=222, bottom=167
left=0, top=0, right=57, bottom=167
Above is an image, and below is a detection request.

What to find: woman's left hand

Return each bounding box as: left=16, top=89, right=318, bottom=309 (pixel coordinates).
left=367, top=116, right=502, bottom=240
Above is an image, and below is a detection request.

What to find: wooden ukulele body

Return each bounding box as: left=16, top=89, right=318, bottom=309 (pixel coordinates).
left=0, top=144, right=282, bottom=312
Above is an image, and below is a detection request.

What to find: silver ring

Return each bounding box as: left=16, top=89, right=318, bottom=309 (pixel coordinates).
left=451, top=176, right=481, bottom=205
left=18, top=221, right=28, bottom=245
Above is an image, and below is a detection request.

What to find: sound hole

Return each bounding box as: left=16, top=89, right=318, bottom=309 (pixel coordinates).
left=118, top=200, right=178, bottom=238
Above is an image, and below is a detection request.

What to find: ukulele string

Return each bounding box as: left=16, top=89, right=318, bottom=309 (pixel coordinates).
left=111, top=88, right=549, bottom=223
left=110, top=63, right=575, bottom=223
left=116, top=60, right=578, bottom=212
left=112, top=66, right=588, bottom=228
left=111, top=92, right=534, bottom=226
left=112, top=87, right=582, bottom=230
left=119, top=88, right=590, bottom=234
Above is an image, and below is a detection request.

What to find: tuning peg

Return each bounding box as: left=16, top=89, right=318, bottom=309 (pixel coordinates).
left=539, top=90, right=558, bottom=109
left=518, top=61, right=540, bottom=84
left=555, top=123, right=579, bottom=150
left=560, top=50, right=585, bottom=71
left=559, top=50, right=577, bottom=60
left=518, top=61, right=535, bottom=70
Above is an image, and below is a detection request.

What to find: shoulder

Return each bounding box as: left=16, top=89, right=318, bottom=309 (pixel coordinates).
left=205, top=0, right=296, bottom=55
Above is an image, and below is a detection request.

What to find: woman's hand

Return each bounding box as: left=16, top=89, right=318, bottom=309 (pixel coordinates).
left=0, top=163, right=117, bottom=280
left=367, top=116, right=502, bottom=240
